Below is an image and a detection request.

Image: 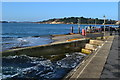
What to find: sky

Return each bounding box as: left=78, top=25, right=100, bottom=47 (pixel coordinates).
left=2, top=2, right=118, bottom=22
left=2, top=0, right=119, bottom=2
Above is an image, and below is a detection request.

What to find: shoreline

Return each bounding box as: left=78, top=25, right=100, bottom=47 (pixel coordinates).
left=1, top=22, right=117, bottom=26
left=35, top=22, right=117, bottom=25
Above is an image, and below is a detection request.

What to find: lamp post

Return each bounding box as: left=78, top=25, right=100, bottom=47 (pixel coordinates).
left=95, top=19, right=97, bottom=32
left=103, top=15, right=106, bottom=37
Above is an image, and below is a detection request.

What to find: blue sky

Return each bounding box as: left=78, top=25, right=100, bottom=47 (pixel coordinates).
left=2, top=2, right=118, bottom=21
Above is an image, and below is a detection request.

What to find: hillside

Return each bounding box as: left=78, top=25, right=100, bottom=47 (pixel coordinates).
left=36, top=17, right=116, bottom=24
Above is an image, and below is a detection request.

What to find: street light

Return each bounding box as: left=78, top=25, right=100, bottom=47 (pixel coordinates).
left=103, top=15, right=106, bottom=37
left=95, top=19, right=97, bottom=28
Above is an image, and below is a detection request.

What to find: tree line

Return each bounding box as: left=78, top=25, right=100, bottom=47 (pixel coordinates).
left=40, top=17, right=116, bottom=24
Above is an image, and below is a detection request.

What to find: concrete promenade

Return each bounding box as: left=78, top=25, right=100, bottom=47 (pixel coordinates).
left=101, top=35, right=120, bottom=79
left=64, top=35, right=119, bottom=80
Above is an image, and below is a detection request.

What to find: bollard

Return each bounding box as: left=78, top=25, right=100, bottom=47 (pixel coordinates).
left=82, top=29, right=86, bottom=36
left=71, top=26, right=74, bottom=33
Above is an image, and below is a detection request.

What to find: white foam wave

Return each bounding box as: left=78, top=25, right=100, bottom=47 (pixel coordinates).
left=2, top=55, right=53, bottom=79
left=2, top=52, right=86, bottom=79
left=57, top=52, right=86, bottom=68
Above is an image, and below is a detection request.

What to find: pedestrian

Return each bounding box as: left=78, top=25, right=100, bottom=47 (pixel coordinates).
left=110, top=27, right=113, bottom=36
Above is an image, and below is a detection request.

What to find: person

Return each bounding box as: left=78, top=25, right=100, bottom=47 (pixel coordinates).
left=85, top=26, right=88, bottom=31
left=88, top=25, right=92, bottom=33
left=87, top=26, right=90, bottom=33
left=110, top=27, right=113, bottom=36
left=93, top=26, right=95, bottom=32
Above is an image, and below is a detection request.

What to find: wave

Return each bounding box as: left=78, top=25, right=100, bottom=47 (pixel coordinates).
left=2, top=33, right=52, bottom=38
left=2, top=36, right=53, bottom=52
left=2, top=33, right=32, bottom=35
left=2, top=53, right=86, bottom=79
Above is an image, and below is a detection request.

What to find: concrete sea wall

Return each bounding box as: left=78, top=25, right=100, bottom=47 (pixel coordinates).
left=2, top=39, right=89, bottom=57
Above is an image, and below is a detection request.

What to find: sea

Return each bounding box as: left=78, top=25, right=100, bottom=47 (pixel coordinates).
left=1, top=23, right=117, bottom=80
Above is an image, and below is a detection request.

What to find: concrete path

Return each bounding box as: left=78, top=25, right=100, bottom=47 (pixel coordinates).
left=64, top=36, right=115, bottom=80
left=52, top=34, right=85, bottom=42
left=52, top=33, right=103, bottom=43
left=101, top=35, right=120, bottom=79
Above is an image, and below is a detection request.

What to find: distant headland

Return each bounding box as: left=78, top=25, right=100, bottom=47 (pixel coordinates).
left=35, top=17, right=117, bottom=25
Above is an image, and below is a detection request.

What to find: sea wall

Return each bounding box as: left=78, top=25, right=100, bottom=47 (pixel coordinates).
left=2, top=39, right=89, bottom=57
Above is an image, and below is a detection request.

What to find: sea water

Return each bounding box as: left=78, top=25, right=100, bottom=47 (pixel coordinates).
left=2, top=52, right=86, bottom=80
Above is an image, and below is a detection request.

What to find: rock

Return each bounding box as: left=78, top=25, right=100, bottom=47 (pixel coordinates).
left=85, top=44, right=97, bottom=50
left=81, top=48, right=92, bottom=55
left=96, top=37, right=103, bottom=40
left=89, top=40, right=104, bottom=46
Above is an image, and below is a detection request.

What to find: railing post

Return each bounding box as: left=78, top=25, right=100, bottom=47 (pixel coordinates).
left=71, top=26, right=73, bottom=33
left=78, top=26, right=80, bottom=34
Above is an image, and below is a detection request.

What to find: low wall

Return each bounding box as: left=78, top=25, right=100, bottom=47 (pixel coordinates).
left=2, top=39, right=89, bottom=57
